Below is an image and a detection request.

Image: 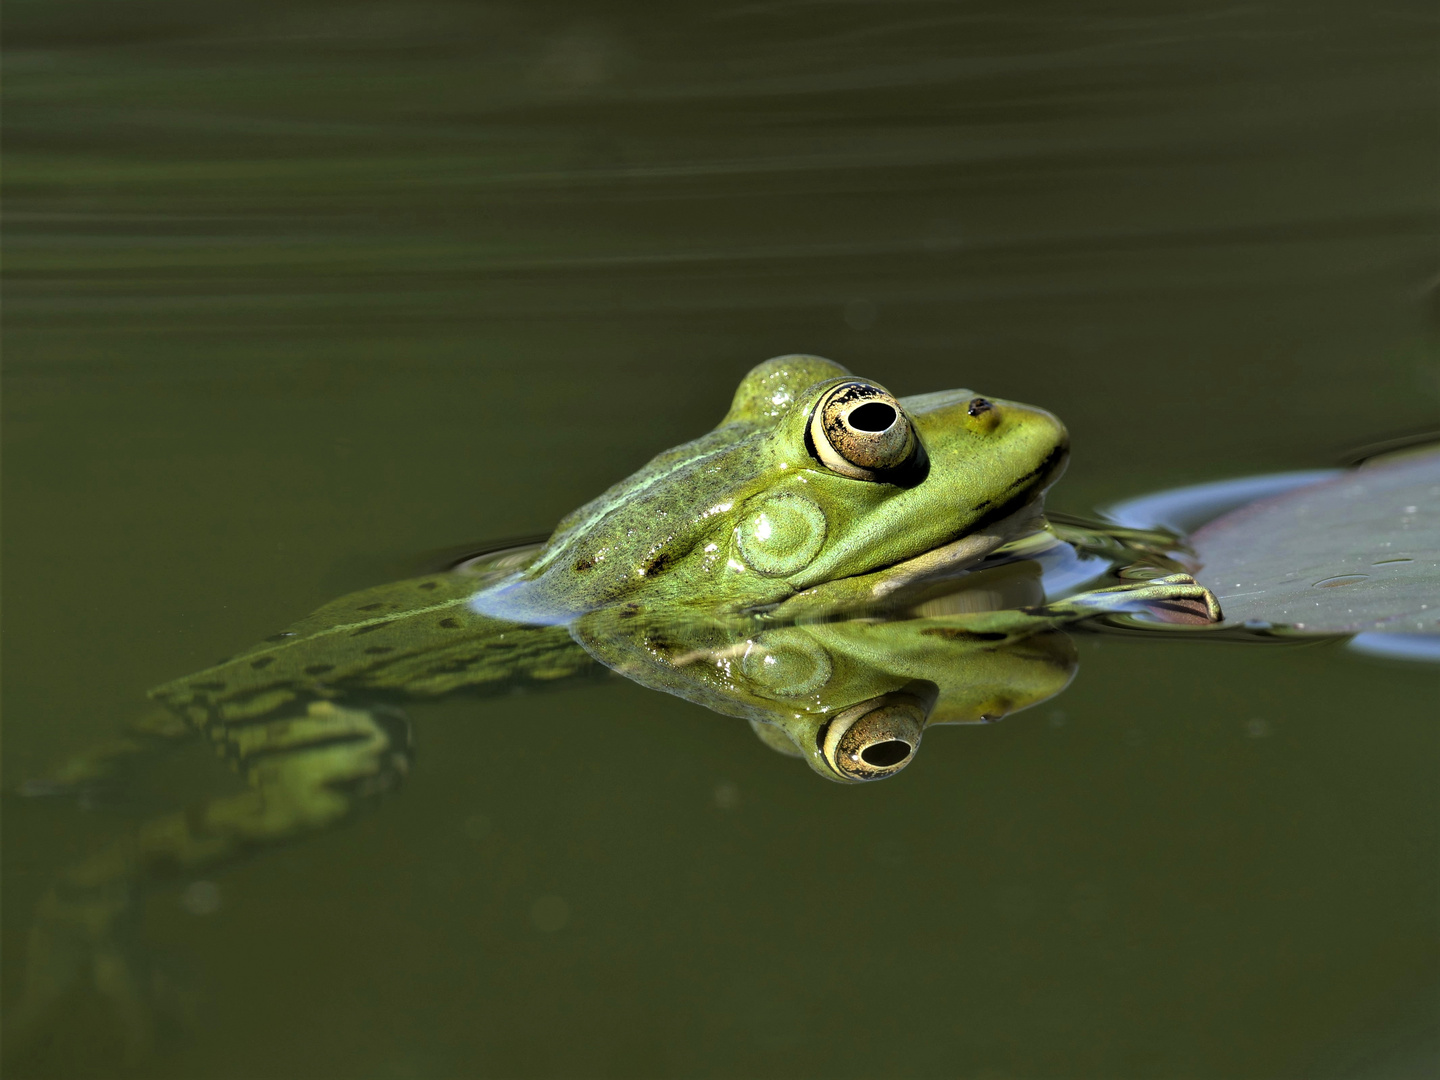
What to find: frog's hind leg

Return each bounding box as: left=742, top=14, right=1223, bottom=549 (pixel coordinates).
left=5, top=700, right=412, bottom=1068
left=201, top=700, right=414, bottom=851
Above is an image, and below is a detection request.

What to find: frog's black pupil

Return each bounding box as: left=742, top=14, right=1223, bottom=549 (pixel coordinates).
left=861, top=740, right=911, bottom=767
left=849, top=402, right=896, bottom=432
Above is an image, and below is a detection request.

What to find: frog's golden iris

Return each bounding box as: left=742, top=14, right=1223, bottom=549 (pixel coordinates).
left=819, top=689, right=930, bottom=780
left=809, top=380, right=918, bottom=480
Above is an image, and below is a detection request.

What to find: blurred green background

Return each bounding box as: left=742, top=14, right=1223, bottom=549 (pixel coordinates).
left=4, top=2, right=1438, bottom=1077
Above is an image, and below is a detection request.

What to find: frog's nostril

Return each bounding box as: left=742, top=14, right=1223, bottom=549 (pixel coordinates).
left=860, top=740, right=912, bottom=767
left=847, top=401, right=897, bottom=432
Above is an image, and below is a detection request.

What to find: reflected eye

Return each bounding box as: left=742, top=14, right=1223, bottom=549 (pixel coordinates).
left=809, top=382, right=917, bottom=480
left=819, top=691, right=928, bottom=781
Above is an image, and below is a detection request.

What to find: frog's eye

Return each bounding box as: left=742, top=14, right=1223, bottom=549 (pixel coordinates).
left=809, top=382, right=917, bottom=481
left=819, top=691, right=927, bottom=781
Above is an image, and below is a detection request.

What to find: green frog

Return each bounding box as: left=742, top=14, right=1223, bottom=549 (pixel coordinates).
left=7, top=355, right=1219, bottom=1063
left=42, top=354, right=1211, bottom=789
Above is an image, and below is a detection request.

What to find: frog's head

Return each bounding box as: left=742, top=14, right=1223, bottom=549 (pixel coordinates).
left=474, top=355, right=1067, bottom=622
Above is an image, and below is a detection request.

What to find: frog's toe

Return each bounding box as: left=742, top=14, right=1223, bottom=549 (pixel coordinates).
left=1130, top=574, right=1223, bottom=624
left=16, top=777, right=77, bottom=798
left=1062, top=573, right=1223, bottom=625
left=1135, top=593, right=1220, bottom=625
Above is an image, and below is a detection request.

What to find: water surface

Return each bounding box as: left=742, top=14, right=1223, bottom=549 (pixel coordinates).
left=4, top=2, right=1438, bottom=1077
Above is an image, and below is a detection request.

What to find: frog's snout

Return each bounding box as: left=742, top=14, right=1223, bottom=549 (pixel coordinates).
left=819, top=690, right=930, bottom=782
left=988, top=398, right=1070, bottom=491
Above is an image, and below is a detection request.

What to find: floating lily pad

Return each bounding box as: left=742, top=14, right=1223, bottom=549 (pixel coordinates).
left=1190, top=451, right=1440, bottom=634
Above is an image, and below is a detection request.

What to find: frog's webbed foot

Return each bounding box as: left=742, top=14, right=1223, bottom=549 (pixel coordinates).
left=1044, top=573, right=1223, bottom=626
left=1047, top=516, right=1195, bottom=567
left=6, top=701, right=412, bottom=1069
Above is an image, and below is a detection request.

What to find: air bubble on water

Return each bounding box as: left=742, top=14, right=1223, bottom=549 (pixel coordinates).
left=181, top=880, right=222, bottom=915
left=713, top=781, right=740, bottom=810
left=1314, top=574, right=1367, bottom=589
left=530, top=894, right=570, bottom=933
left=923, top=218, right=964, bottom=253
left=844, top=299, right=878, bottom=331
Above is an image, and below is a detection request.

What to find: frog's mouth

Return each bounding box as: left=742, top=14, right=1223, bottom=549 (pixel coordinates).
left=886, top=431, right=1068, bottom=578
left=792, top=415, right=1067, bottom=583
left=865, top=496, right=1051, bottom=597
left=780, top=496, right=1051, bottom=615
left=784, top=389, right=1069, bottom=593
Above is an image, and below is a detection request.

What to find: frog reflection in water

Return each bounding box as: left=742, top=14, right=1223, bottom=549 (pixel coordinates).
left=8, top=356, right=1218, bottom=1057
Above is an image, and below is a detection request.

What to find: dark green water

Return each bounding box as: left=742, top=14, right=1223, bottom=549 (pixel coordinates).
left=4, top=2, right=1438, bottom=1077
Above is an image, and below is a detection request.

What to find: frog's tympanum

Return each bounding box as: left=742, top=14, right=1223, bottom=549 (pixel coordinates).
left=7, top=356, right=1221, bottom=1061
